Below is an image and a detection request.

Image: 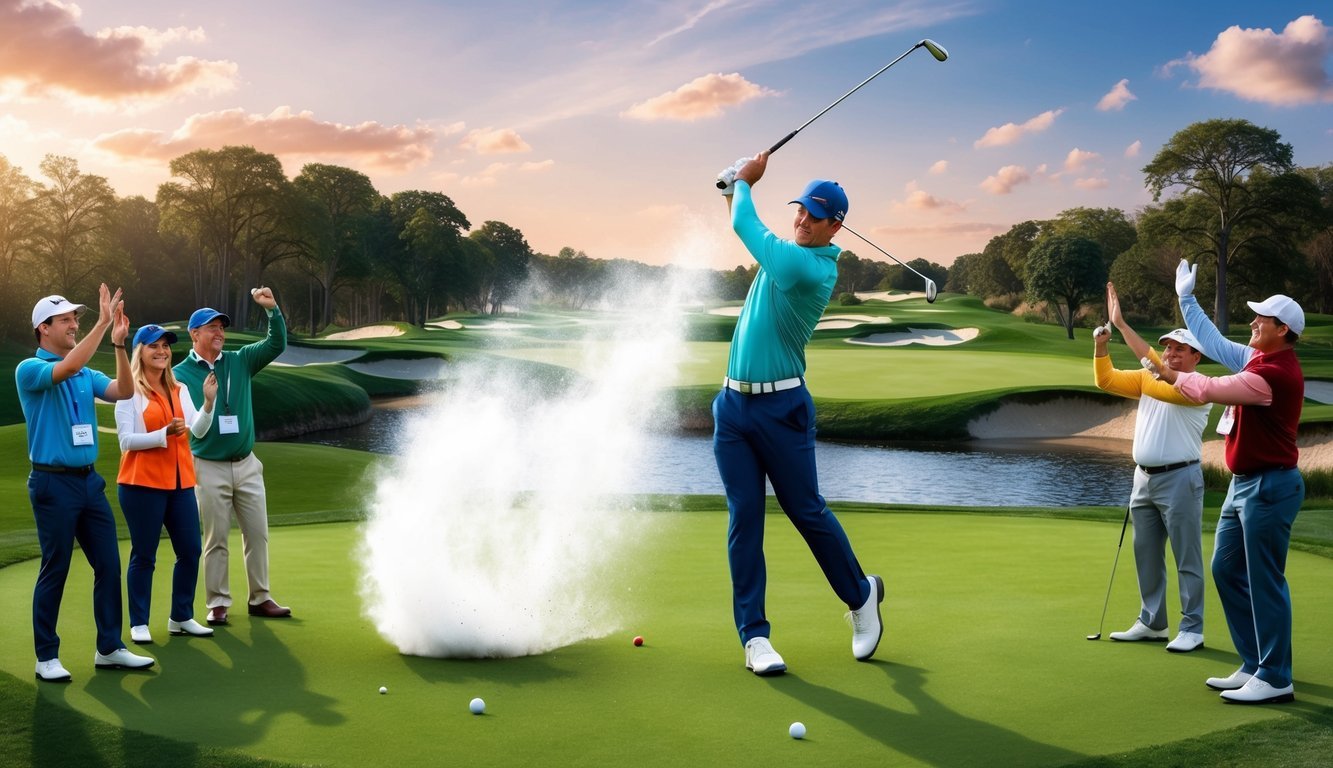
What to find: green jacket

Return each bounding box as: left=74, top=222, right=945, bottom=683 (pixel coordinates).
left=174, top=308, right=287, bottom=461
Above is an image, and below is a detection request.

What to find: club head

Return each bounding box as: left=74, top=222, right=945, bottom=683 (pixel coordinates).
left=920, top=39, right=949, bottom=62
left=925, top=279, right=939, bottom=303
left=1086, top=633, right=1101, bottom=640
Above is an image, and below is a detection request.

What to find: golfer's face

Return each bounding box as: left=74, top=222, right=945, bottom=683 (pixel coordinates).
left=192, top=319, right=226, bottom=358
left=41, top=311, right=79, bottom=352
left=793, top=205, right=839, bottom=247
left=1161, top=340, right=1200, bottom=373
left=1249, top=315, right=1287, bottom=352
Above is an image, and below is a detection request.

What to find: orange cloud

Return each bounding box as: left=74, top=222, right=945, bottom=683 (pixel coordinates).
left=1064, top=148, right=1101, bottom=172
left=1168, top=15, right=1333, bottom=106
left=621, top=73, right=777, bottom=121
left=1124, top=140, right=1142, bottom=158
left=898, top=181, right=964, bottom=213
left=980, top=165, right=1031, bottom=195
left=1096, top=79, right=1137, bottom=111
left=1074, top=177, right=1109, bottom=190
left=928, top=160, right=949, bottom=175
left=458, top=127, right=532, bottom=154
left=974, top=109, right=1064, bottom=148
left=92, top=107, right=434, bottom=172
left=0, top=0, right=236, bottom=104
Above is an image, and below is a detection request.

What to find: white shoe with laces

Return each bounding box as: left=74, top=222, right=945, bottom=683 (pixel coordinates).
left=94, top=648, right=155, bottom=670
left=1166, top=630, right=1204, bottom=653
left=1220, top=676, right=1294, bottom=704
left=1108, top=620, right=1168, bottom=642
left=35, top=658, right=72, bottom=682
left=744, top=637, right=787, bottom=676
left=130, top=624, right=152, bottom=644
left=1206, top=668, right=1253, bottom=691
left=847, top=574, right=885, bottom=661
left=168, top=618, right=214, bottom=637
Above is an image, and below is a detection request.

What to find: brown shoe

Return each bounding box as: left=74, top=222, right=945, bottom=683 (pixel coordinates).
left=206, top=607, right=228, bottom=626
left=248, top=599, right=292, bottom=618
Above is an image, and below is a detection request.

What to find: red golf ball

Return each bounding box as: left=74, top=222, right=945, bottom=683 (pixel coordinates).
left=633, top=635, right=644, bottom=647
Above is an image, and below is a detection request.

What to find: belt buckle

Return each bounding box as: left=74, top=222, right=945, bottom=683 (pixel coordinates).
left=738, top=381, right=753, bottom=394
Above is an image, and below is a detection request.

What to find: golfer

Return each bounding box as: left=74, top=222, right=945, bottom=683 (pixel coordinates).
left=1155, top=260, right=1304, bottom=705
left=18, top=286, right=155, bottom=680
left=713, top=150, right=882, bottom=676
left=1094, top=283, right=1210, bottom=653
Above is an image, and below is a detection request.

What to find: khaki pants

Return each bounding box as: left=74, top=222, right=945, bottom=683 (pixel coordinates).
left=195, top=453, right=271, bottom=608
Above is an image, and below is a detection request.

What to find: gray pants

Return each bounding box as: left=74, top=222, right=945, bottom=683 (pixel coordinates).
left=1128, top=462, right=1205, bottom=633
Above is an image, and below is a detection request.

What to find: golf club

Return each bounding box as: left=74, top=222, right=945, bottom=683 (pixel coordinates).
left=716, top=38, right=948, bottom=188
left=1087, top=505, right=1132, bottom=640
left=837, top=223, right=939, bottom=303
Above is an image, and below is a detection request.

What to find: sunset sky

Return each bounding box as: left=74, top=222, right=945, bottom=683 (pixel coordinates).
left=1, top=0, right=1330, bottom=271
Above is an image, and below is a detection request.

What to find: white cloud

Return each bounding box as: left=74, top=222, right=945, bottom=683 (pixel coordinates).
left=1064, top=148, right=1101, bottom=172
left=621, top=72, right=777, bottom=121
left=1124, top=140, right=1142, bottom=158
left=928, top=160, right=949, bottom=175
left=974, top=109, right=1064, bottom=148
left=1166, top=14, right=1333, bottom=106
left=458, top=127, right=531, bottom=154
left=980, top=165, right=1031, bottom=195
left=1096, top=79, right=1137, bottom=111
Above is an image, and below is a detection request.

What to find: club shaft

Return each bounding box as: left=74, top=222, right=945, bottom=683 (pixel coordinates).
left=1094, top=506, right=1132, bottom=636
left=838, top=224, right=932, bottom=282
left=767, top=42, right=925, bottom=155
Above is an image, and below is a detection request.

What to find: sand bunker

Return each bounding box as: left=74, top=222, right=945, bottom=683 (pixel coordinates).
left=847, top=327, right=979, bottom=346
left=969, top=397, right=1138, bottom=441
left=427, top=320, right=464, bottom=330
left=815, top=314, right=891, bottom=331
left=324, top=325, right=404, bottom=340
left=853, top=290, right=928, bottom=302
left=273, top=347, right=363, bottom=366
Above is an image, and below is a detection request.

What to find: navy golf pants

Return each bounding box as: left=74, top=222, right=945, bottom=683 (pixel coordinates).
left=118, top=484, right=203, bottom=627
left=712, top=385, right=870, bottom=645
left=28, top=470, right=123, bottom=659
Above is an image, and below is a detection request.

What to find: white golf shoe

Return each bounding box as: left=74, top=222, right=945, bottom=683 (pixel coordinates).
left=168, top=618, right=214, bottom=637
left=94, top=648, right=155, bottom=670
left=1165, top=630, right=1204, bottom=653
left=1108, top=620, right=1168, bottom=642
left=744, top=637, right=787, bottom=676
left=35, top=658, right=72, bottom=682
left=848, top=574, right=885, bottom=661
left=1220, top=676, right=1294, bottom=704
left=130, top=625, right=152, bottom=644
left=1206, top=668, right=1253, bottom=691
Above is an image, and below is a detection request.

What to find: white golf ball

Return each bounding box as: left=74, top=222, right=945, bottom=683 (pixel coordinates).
left=251, top=288, right=260, bottom=296
left=378, top=686, right=387, bottom=695
left=789, top=722, right=806, bottom=739
left=469, top=697, right=486, bottom=715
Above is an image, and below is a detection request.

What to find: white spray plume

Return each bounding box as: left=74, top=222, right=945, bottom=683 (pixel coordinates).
left=359, top=221, right=723, bottom=658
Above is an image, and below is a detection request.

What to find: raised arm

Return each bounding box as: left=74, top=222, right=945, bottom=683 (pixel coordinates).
left=1175, top=260, right=1252, bottom=373
left=1106, top=282, right=1154, bottom=361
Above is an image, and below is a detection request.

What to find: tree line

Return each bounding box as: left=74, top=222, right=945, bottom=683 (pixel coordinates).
left=947, top=119, right=1333, bottom=338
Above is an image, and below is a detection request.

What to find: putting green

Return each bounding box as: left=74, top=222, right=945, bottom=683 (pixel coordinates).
left=2, top=510, right=1330, bottom=767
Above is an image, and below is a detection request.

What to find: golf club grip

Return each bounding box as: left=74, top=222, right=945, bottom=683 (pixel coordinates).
left=768, top=131, right=798, bottom=154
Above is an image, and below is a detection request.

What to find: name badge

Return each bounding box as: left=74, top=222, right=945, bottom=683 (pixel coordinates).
left=1216, top=405, right=1235, bottom=435
left=71, top=423, right=94, bottom=446
left=219, top=415, right=240, bottom=435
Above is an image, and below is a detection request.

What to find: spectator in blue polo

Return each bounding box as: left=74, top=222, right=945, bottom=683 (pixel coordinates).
left=18, top=285, right=156, bottom=682
left=174, top=287, right=290, bottom=626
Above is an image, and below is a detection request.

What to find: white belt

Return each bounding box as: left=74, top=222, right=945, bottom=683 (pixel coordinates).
left=723, top=376, right=803, bottom=395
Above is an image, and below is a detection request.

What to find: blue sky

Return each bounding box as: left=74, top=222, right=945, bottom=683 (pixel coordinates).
left=1, top=0, right=1329, bottom=269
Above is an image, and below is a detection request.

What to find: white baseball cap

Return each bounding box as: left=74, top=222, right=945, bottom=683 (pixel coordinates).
left=1247, top=294, right=1305, bottom=336
left=1158, top=328, right=1202, bottom=352
left=31, top=295, right=87, bottom=329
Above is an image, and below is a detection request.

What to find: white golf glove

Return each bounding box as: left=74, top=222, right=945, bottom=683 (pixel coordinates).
left=1093, top=323, right=1112, bottom=341
left=716, top=156, right=752, bottom=195
left=1175, top=259, right=1197, bottom=298
left=1140, top=356, right=1162, bottom=380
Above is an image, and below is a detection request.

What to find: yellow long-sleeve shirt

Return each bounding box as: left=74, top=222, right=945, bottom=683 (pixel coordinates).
left=1094, top=350, right=1211, bottom=466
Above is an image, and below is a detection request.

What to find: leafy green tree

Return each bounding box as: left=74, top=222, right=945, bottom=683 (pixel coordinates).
left=109, top=196, right=191, bottom=324
left=944, top=252, right=979, bottom=294
left=293, top=163, right=380, bottom=331
left=385, top=190, right=470, bottom=324
left=1143, top=119, right=1297, bottom=332
left=1299, top=164, right=1333, bottom=313
left=985, top=220, right=1043, bottom=282
left=1025, top=234, right=1105, bottom=339
left=30, top=155, right=115, bottom=297
left=1047, top=207, right=1136, bottom=273
left=0, top=155, right=39, bottom=336
left=470, top=221, right=532, bottom=314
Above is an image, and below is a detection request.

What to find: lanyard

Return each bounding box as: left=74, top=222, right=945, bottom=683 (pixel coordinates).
left=56, top=371, right=84, bottom=424
left=197, top=352, right=232, bottom=415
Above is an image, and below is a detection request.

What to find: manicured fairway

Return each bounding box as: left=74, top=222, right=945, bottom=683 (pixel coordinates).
left=2, top=509, right=1330, bottom=767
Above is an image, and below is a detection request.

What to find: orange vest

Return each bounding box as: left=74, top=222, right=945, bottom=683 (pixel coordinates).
left=117, top=387, right=198, bottom=490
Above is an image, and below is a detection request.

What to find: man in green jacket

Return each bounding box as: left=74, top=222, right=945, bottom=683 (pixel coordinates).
left=174, top=287, right=290, bottom=625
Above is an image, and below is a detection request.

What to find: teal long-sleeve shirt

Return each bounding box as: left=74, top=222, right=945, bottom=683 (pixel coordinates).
left=726, top=181, right=840, bottom=382
left=173, top=308, right=286, bottom=461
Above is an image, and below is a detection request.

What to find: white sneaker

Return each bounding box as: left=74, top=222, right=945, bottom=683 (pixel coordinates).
left=1220, top=676, right=1294, bottom=704
left=1206, top=668, right=1253, bottom=691
left=847, top=574, right=885, bottom=661
left=168, top=618, right=214, bottom=637
left=35, top=658, right=72, bottom=682
left=1108, top=620, right=1168, bottom=642
left=1165, top=630, right=1204, bottom=653
left=744, top=637, right=787, bottom=676
left=130, top=625, right=152, bottom=644
left=94, top=648, right=156, bottom=670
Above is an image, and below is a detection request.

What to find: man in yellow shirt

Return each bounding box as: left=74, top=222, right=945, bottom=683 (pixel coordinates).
left=1093, top=283, right=1211, bottom=652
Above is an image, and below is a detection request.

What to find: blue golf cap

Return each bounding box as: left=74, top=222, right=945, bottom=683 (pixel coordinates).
left=790, top=179, right=848, bottom=222
left=188, top=308, right=231, bottom=330
left=132, top=324, right=178, bottom=348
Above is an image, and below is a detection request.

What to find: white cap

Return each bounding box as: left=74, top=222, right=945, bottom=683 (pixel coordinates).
left=1247, top=294, right=1305, bottom=336
left=1158, top=328, right=1202, bottom=351
left=31, top=295, right=86, bottom=329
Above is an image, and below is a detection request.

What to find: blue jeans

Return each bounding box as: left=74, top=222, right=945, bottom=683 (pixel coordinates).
left=712, top=385, right=869, bottom=645
left=1213, top=467, right=1303, bottom=688
left=118, top=484, right=203, bottom=626
left=29, top=470, right=123, bottom=659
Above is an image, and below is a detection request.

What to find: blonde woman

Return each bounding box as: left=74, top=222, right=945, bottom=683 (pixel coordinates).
left=114, top=324, right=217, bottom=643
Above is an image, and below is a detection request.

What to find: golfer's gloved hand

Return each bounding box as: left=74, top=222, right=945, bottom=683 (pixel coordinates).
left=1093, top=323, right=1111, bottom=340
left=1141, top=356, right=1162, bottom=380
left=716, top=157, right=752, bottom=195
left=1175, top=259, right=1197, bottom=297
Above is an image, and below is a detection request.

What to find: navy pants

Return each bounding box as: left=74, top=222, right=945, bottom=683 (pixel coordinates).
left=712, top=385, right=869, bottom=644
left=118, top=484, right=203, bottom=626
left=28, top=470, right=123, bottom=659
left=1213, top=467, right=1303, bottom=688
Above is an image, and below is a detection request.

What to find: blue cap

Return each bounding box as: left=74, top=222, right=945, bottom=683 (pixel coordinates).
left=790, top=179, right=849, bottom=222
left=188, top=308, right=231, bottom=330
left=132, top=324, right=178, bottom=348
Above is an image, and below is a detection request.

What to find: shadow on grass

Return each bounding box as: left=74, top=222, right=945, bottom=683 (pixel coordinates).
left=764, top=661, right=1085, bottom=767
left=399, top=650, right=577, bottom=687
